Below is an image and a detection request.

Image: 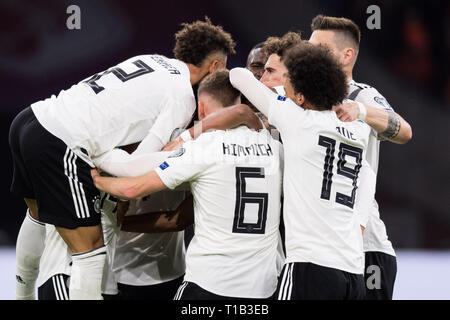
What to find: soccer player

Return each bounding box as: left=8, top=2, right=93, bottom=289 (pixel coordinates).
left=103, top=192, right=194, bottom=300
left=229, top=41, right=375, bottom=300
left=309, top=15, right=413, bottom=299
left=167, top=32, right=303, bottom=151
left=246, top=42, right=267, bottom=80
left=9, top=17, right=236, bottom=300
left=33, top=191, right=194, bottom=300
left=91, top=70, right=284, bottom=300
left=104, top=144, right=192, bottom=300
left=260, top=32, right=302, bottom=89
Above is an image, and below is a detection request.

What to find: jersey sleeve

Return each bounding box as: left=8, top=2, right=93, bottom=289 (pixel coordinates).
left=229, top=67, right=305, bottom=136
left=148, top=93, right=196, bottom=146
left=93, top=149, right=171, bottom=177
left=354, top=159, right=377, bottom=228
left=229, top=67, right=276, bottom=117
left=154, top=138, right=212, bottom=190
left=354, top=87, right=394, bottom=141
left=355, top=87, right=393, bottom=112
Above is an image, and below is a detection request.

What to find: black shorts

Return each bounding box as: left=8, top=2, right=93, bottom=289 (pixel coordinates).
left=174, top=281, right=264, bottom=300
left=276, top=262, right=365, bottom=300
left=38, top=274, right=70, bottom=300
left=364, top=251, right=397, bottom=300
left=9, top=106, right=101, bottom=229
left=117, top=276, right=184, bottom=300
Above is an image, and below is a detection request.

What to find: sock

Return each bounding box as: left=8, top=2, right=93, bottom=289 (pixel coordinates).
left=15, top=210, right=46, bottom=300
left=69, top=245, right=107, bottom=300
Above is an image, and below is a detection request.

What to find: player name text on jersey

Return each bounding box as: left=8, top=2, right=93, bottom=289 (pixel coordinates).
left=222, top=142, right=274, bottom=157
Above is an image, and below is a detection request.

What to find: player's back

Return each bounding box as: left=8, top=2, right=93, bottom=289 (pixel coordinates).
left=161, top=126, right=283, bottom=298
left=273, top=102, right=371, bottom=275
left=31, top=54, right=195, bottom=163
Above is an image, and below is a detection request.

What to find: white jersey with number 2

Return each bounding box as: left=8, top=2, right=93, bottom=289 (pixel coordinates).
left=31, top=54, right=195, bottom=167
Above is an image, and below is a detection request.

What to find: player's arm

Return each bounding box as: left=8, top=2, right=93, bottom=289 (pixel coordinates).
left=333, top=101, right=412, bottom=144
left=163, top=104, right=263, bottom=151
left=120, top=195, right=194, bottom=233
left=93, top=149, right=171, bottom=177
left=189, top=104, right=263, bottom=138
left=91, top=169, right=166, bottom=200
left=138, top=94, right=195, bottom=153
left=229, top=67, right=277, bottom=118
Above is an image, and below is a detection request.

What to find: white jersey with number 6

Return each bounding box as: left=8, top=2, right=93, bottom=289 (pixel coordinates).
left=31, top=54, right=195, bottom=166
left=155, top=126, right=283, bottom=298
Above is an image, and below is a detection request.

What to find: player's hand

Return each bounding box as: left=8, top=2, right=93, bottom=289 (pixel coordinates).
left=162, top=136, right=184, bottom=151
left=333, top=101, right=360, bottom=122
left=91, top=168, right=100, bottom=181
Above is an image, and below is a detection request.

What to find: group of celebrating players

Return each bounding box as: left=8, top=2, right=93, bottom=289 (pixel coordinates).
left=9, top=15, right=412, bottom=301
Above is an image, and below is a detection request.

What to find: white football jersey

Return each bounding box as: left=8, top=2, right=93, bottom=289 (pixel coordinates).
left=112, top=191, right=187, bottom=286
left=36, top=224, right=71, bottom=288
left=348, top=80, right=396, bottom=257
left=31, top=54, right=195, bottom=166
left=230, top=67, right=374, bottom=275
left=155, top=126, right=283, bottom=298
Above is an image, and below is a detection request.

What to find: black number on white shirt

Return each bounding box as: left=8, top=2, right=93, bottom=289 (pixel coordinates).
left=83, top=59, right=155, bottom=94
left=318, top=136, right=336, bottom=200
left=233, top=167, right=268, bottom=234
left=318, top=136, right=363, bottom=209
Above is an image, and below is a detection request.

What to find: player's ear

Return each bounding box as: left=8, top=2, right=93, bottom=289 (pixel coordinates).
left=198, top=100, right=206, bottom=120
left=343, top=47, right=355, bottom=65
left=208, top=60, right=219, bottom=73
left=295, top=92, right=306, bottom=106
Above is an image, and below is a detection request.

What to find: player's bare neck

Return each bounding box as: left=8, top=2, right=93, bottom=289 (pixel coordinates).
left=346, top=70, right=353, bottom=83
left=301, top=101, right=320, bottom=111
left=185, top=63, right=205, bottom=86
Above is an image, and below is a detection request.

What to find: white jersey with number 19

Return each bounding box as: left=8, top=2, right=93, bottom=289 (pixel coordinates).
left=230, top=68, right=375, bottom=275
left=155, top=126, right=283, bottom=298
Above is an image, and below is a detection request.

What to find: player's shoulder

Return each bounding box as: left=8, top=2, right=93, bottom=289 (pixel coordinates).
left=349, top=80, right=374, bottom=91
left=349, top=80, right=392, bottom=110
left=189, top=130, right=224, bottom=147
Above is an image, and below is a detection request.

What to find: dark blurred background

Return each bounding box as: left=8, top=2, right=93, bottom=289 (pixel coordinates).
left=1, top=0, right=449, bottom=249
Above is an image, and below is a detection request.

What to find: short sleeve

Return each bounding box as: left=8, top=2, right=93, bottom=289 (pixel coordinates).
left=356, top=88, right=393, bottom=112
left=154, top=138, right=212, bottom=190
left=353, top=87, right=394, bottom=140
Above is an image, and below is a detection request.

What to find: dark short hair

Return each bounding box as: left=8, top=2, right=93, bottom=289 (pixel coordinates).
left=262, top=31, right=302, bottom=58
left=311, top=15, right=361, bottom=49
left=282, top=41, right=348, bottom=110
left=173, top=17, right=236, bottom=66
left=198, top=70, right=240, bottom=107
